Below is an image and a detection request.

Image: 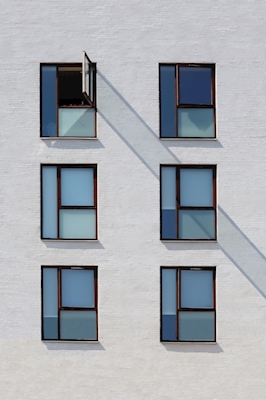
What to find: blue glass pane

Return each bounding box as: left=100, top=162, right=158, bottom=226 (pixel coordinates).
left=162, top=315, right=176, bottom=341
left=162, top=210, right=176, bottom=239
left=42, top=167, right=57, bottom=238
left=181, top=270, right=213, bottom=308
left=60, top=311, right=97, bottom=340
left=160, top=65, right=176, bottom=137
left=178, top=108, right=214, bottom=138
left=161, top=167, right=176, bottom=210
left=59, top=209, right=96, bottom=239
left=59, top=108, right=95, bottom=137
left=41, top=66, right=57, bottom=137
left=62, top=269, right=94, bottom=307
left=43, top=317, right=58, bottom=339
left=179, top=67, right=212, bottom=105
left=178, top=210, right=215, bottom=239
left=179, top=311, right=215, bottom=341
left=61, top=168, right=94, bottom=206
left=162, top=269, right=176, bottom=314
left=180, top=169, right=213, bottom=207
left=43, top=268, right=58, bottom=340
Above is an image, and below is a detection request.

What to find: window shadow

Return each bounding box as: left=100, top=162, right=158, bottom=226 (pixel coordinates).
left=43, top=342, right=105, bottom=351
left=41, top=139, right=104, bottom=150
left=42, top=240, right=104, bottom=250
left=162, top=343, right=223, bottom=353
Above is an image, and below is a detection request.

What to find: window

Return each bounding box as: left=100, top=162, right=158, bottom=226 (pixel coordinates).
left=41, top=164, right=97, bottom=240
left=42, top=266, right=98, bottom=341
left=160, top=165, right=216, bottom=240
left=41, top=52, right=96, bottom=138
left=159, top=64, right=215, bottom=138
left=161, top=267, right=216, bottom=342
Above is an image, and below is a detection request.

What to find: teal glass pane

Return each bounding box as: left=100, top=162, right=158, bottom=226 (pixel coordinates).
left=178, top=210, right=215, bottom=239
left=59, top=209, right=96, bottom=239
left=61, top=168, right=94, bottom=206
left=42, top=166, right=57, bottom=238
left=62, top=269, right=94, bottom=307
left=58, top=108, right=95, bottom=137
left=181, top=270, right=213, bottom=308
left=179, top=311, right=215, bottom=341
left=161, top=167, right=176, bottom=210
left=162, top=269, right=176, bottom=315
left=43, top=268, right=58, bottom=340
left=41, top=66, right=56, bottom=137
left=178, top=108, right=214, bottom=138
left=60, top=311, right=97, bottom=340
left=180, top=169, right=213, bottom=206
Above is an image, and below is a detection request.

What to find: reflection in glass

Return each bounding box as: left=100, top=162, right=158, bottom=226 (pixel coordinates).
left=179, top=210, right=215, bottom=239
left=41, top=66, right=57, bottom=137
left=58, top=108, right=95, bottom=137
left=42, top=167, right=57, bottom=239
left=178, top=108, right=214, bottom=138
left=180, top=169, right=213, bottom=206
left=62, top=269, right=94, bottom=307
left=160, top=65, right=176, bottom=137
left=162, top=269, right=176, bottom=340
left=181, top=270, right=213, bottom=308
left=43, top=268, right=58, bottom=339
left=179, top=67, right=212, bottom=105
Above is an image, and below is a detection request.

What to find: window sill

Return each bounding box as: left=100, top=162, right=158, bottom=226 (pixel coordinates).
left=41, top=137, right=98, bottom=140
left=42, top=340, right=99, bottom=343
left=162, top=341, right=217, bottom=345
left=41, top=239, right=99, bottom=242
left=160, top=138, right=217, bottom=141
left=161, top=240, right=218, bottom=243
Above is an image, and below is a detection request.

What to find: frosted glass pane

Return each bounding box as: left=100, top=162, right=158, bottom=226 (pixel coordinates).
left=58, top=108, right=95, bottom=137
left=179, top=311, right=215, bottom=341
left=179, top=67, right=212, bottom=105
left=180, top=169, right=213, bottom=206
left=179, top=210, right=215, bottom=239
left=160, top=65, right=176, bottom=137
left=61, top=168, right=94, bottom=206
left=161, top=167, right=176, bottom=210
left=181, top=270, right=213, bottom=308
left=42, top=167, right=57, bottom=238
left=62, top=269, right=94, bottom=307
left=162, top=269, right=176, bottom=315
left=41, top=66, right=56, bottom=137
left=60, top=311, right=97, bottom=340
left=59, top=209, right=96, bottom=239
left=178, top=109, right=214, bottom=138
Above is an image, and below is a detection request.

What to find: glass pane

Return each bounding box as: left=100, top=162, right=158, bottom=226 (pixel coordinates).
left=178, top=210, right=215, bottom=239
left=179, top=67, right=212, bottom=105
left=59, top=209, right=96, bottom=239
left=178, top=109, right=214, bottom=138
left=180, top=169, right=213, bottom=207
left=160, top=65, right=176, bottom=137
left=43, top=268, right=58, bottom=339
left=161, top=167, right=176, bottom=210
left=161, top=210, right=176, bottom=239
left=62, top=269, right=94, bottom=307
left=61, top=168, right=94, bottom=206
left=162, top=269, right=176, bottom=315
left=181, top=270, right=213, bottom=308
left=41, top=66, right=57, bottom=137
left=60, top=311, right=97, bottom=340
left=58, top=108, right=95, bottom=137
left=42, top=167, right=57, bottom=239
left=179, top=311, right=215, bottom=341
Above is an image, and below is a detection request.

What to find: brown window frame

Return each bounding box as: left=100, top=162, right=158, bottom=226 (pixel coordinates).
left=40, top=61, right=97, bottom=138
left=159, top=63, right=216, bottom=139
left=160, top=266, right=216, bottom=342
left=41, top=266, right=98, bottom=341
left=160, top=164, right=217, bottom=241
left=41, top=164, right=97, bottom=240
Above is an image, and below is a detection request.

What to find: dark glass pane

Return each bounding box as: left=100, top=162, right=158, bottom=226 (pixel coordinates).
left=162, top=315, right=176, bottom=341
left=160, top=65, right=176, bottom=137
left=179, top=311, right=215, bottom=341
left=41, top=66, right=57, bottom=137
left=60, top=311, right=97, bottom=340
left=179, top=67, right=212, bottom=105
left=162, top=210, right=176, bottom=239
left=43, top=317, right=58, bottom=339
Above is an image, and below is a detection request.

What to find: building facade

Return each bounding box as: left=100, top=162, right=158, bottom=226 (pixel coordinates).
left=1, top=0, right=266, bottom=398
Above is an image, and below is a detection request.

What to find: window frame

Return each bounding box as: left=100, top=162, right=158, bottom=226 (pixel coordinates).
left=160, top=266, right=216, bottom=342
left=41, top=164, right=97, bottom=240
left=160, top=164, right=217, bottom=241
left=159, top=63, right=216, bottom=139
left=40, top=61, right=97, bottom=138
left=41, top=266, right=98, bottom=341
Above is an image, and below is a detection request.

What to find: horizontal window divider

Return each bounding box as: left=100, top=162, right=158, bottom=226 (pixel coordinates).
left=60, top=307, right=96, bottom=311
left=59, top=206, right=95, bottom=209
left=178, top=104, right=214, bottom=108
left=58, top=106, right=93, bottom=109
left=178, top=206, right=215, bottom=210
left=179, top=308, right=215, bottom=311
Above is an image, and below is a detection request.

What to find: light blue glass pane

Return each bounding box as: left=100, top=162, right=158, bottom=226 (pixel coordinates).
left=60, top=311, right=97, bottom=340
left=180, top=169, right=213, bottom=206
left=58, top=108, right=95, bottom=137
left=181, top=270, right=213, bottom=308
left=162, top=269, right=176, bottom=315
left=161, top=167, right=176, bottom=210
left=160, top=65, right=176, bottom=138
left=43, top=317, right=58, bottom=340
left=62, top=269, right=94, bottom=307
left=178, top=109, right=214, bottom=138
left=42, top=167, right=57, bottom=238
left=179, top=210, right=215, bottom=239
left=161, top=210, right=176, bottom=239
left=179, top=311, right=215, bottom=341
left=41, top=66, right=57, bottom=137
left=59, top=209, right=96, bottom=239
left=61, top=168, right=94, bottom=206
left=43, top=268, right=58, bottom=316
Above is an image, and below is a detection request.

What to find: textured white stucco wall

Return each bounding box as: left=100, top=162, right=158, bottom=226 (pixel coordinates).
left=1, top=0, right=266, bottom=398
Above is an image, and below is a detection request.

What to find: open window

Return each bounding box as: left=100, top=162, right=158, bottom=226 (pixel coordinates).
left=41, top=52, right=96, bottom=138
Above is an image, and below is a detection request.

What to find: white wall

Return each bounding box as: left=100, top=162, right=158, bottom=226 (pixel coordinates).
left=1, top=1, right=266, bottom=398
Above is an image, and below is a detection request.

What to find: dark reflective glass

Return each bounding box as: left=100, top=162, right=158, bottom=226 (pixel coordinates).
left=162, top=315, right=176, bottom=341
left=41, top=66, right=57, bottom=137
left=43, top=317, right=58, bottom=339
left=179, top=67, right=212, bottom=105
left=160, top=65, right=176, bottom=137
left=162, top=210, right=176, bottom=239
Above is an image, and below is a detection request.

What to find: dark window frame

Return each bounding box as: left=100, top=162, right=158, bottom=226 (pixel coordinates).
left=41, top=164, right=97, bottom=240
left=160, top=164, right=217, bottom=241
left=160, top=266, right=216, bottom=342
left=159, top=63, right=216, bottom=139
left=40, top=61, right=97, bottom=138
left=41, top=266, right=98, bottom=341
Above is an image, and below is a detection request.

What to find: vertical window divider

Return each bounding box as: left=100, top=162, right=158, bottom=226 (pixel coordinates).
left=57, top=268, right=61, bottom=340
left=176, top=166, right=180, bottom=239
left=175, top=65, right=178, bottom=137
left=57, top=167, right=61, bottom=239
left=176, top=268, right=179, bottom=340
left=56, top=66, right=59, bottom=137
